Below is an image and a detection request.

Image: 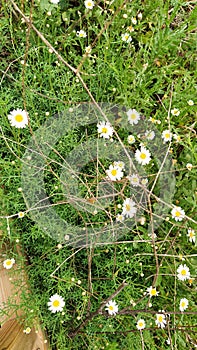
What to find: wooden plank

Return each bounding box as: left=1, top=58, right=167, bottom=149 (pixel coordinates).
left=0, top=244, right=49, bottom=350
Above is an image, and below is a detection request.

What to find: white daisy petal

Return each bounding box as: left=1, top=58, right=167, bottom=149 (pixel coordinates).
left=84, top=0, right=94, bottom=9
left=48, top=293, right=65, bottom=313
left=127, top=109, right=140, bottom=125
left=162, top=130, right=172, bottom=143
left=106, top=164, right=124, bottom=181
left=97, top=121, right=114, bottom=139
left=122, top=198, right=137, bottom=218
left=135, top=146, right=151, bottom=165
left=121, top=33, right=132, bottom=43
left=136, top=319, right=146, bottom=330
left=3, top=258, right=15, bottom=269
left=171, top=206, right=185, bottom=222
left=177, top=264, right=190, bottom=281
left=105, top=300, right=118, bottom=315
left=155, top=313, right=166, bottom=328
left=8, top=109, right=29, bottom=128
left=179, top=298, right=189, bottom=312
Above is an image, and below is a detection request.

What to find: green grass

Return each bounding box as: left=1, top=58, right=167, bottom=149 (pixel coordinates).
left=0, top=0, right=197, bottom=349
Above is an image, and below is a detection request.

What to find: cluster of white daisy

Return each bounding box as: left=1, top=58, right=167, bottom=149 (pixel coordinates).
left=121, top=15, right=141, bottom=43
left=116, top=197, right=137, bottom=222
left=127, top=174, right=148, bottom=187
left=136, top=313, right=167, bottom=330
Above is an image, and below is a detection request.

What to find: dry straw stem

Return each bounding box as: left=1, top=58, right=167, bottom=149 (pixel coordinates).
left=0, top=243, right=48, bottom=350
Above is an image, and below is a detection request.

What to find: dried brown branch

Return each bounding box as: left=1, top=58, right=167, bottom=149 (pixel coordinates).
left=69, top=281, right=128, bottom=338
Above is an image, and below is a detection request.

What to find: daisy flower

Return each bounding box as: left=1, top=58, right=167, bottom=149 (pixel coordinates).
left=105, top=300, right=118, bottom=315
left=171, top=108, right=180, bottom=116
left=187, top=100, right=194, bottom=106
left=127, top=25, right=134, bottom=32
left=145, top=130, right=155, bottom=140
left=128, top=174, right=140, bottom=187
left=131, top=17, right=137, bottom=25
left=179, top=298, right=189, bottom=312
left=77, top=30, right=87, bottom=38
left=162, top=130, right=172, bottom=143
left=147, top=286, right=159, bottom=297
left=128, top=134, right=135, bottom=144
left=106, top=164, right=123, bottom=181
left=121, top=33, right=132, bottom=43
left=85, top=46, right=92, bottom=54
left=135, top=146, right=151, bottom=165
left=50, top=0, right=59, bottom=3
left=141, top=178, right=148, bottom=186
left=149, top=117, right=161, bottom=124
left=97, top=121, right=114, bottom=139
left=171, top=206, right=185, bottom=221
left=122, top=198, right=137, bottom=218
left=18, top=211, right=25, bottom=218
left=186, top=163, right=193, bottom=171
left=155, top=313, right=166, bottom=328
left=48, top=294, right=65, bottom=313
left=8, top=108, right=29, bottom=128
left=3, top=258, right=15, bottom=269
left=173, top=134, right=181, bottom=142
left=136, top=319, right=146, bottom=330
left=127, top=109, right=140, bottom=125
left=23, top=327, right=31, bottom=334
left=116, top=214, right=124, bottom=222
left=84, top=0, right=94, bottom=9
left=113, top=161, right=125, bottom=170
left=177, top=264, right=190, bottom=281
left=187, top=228, right=195, bottom=243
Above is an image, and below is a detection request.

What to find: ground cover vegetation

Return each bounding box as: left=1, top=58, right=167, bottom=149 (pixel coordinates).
left=0, top=0, right=196, bottom=349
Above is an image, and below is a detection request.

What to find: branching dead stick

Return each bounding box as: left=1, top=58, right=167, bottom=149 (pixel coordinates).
left=69, top=281, right=128, bottom=338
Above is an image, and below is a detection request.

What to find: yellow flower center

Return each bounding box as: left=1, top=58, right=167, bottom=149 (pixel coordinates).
left=87, top=1, right=92, bottom=5
left=102, top=127, right=107, bottom=134
left=165, top=133, right=170, bottom=138
left=126, top=204, right=131, bottom=211
left=140, top=153, right=147, bottom=159
left=181, top=302, right=185, bottom=307
left=175, top=211, right=181, bottom=217
left=158, top=316, right=163, bottom=322
left=14, top=114, right=24, bottom=122
left=138, top=322, right=143, bottom=327
left=111, top=169, right=117, bottom=176
left=53, top=300, right=60, bottom=307
left=130, top=114, right=136, bottom=120
left=6, top=260, right=12, bottom=266
left=150, top=289, right=157, bottom=296
left=109, top=305, right=114, bottom=311
left=181, top=269, right=186, bottom=275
